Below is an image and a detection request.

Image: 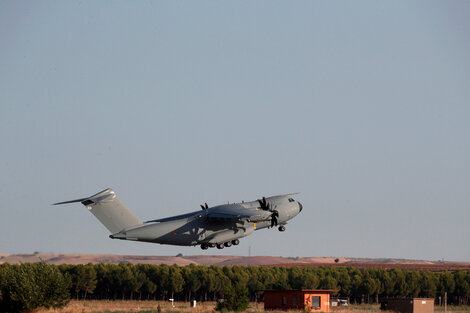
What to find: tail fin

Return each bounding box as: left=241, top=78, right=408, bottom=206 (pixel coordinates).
left=54, top=188, right=143, bottom=233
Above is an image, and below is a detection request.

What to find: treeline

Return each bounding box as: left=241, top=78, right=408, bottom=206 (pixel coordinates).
left=1, top=262, right=470, bottom=312
left=58, top=263, right=470, bottom=305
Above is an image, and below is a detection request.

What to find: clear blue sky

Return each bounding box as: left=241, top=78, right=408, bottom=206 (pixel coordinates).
left=1, top=1, right=469, bottom=261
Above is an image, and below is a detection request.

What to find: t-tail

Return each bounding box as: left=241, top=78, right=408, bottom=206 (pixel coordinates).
left=53, top=188, right=143, bottom=233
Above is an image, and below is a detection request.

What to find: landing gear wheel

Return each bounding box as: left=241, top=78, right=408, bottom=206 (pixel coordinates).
left=232, top=239, right=240, bottom=246
left=278, top=225, right=286, bottom=232
left=224, top=241, right=232, bottom=247
left=209, top=243, right=216, bottom=248
left=201, top=243, right=209, bottom=250
left=216, top=243, right=225, bottom=249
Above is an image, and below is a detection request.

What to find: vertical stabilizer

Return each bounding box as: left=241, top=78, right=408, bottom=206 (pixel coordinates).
left=54, top=188, right=142, bottom=233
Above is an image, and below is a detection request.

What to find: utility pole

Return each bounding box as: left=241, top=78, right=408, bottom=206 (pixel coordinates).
left=444, top=292, right=447, bottom=313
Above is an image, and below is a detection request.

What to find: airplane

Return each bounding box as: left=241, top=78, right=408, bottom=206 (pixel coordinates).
left=54, top=188, right=303, bottom=250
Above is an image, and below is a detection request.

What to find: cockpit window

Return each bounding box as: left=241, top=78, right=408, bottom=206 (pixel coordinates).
left=288, top=198, right=294, bottom=203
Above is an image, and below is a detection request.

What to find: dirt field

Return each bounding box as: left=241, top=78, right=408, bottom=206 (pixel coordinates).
left=36, top=300, right=214, bottom=313
left=36, top=301, right=470, bottom=313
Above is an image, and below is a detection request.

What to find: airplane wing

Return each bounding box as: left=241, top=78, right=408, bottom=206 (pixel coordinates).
left=145, top=203, right=274, bottom=224
left=145, top=212, right=199, bottom=224
left=207, top=204, right=271, bottom=222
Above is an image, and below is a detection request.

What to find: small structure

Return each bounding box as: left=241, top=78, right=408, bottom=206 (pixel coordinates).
left=264, top=289, right=337, bottom=312
left=331, top=298, right=348, bottom=307
left=381, top=298, right=434, bottom=313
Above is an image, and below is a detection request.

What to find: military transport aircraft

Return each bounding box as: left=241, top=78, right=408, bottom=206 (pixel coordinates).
left=54, top=188, right=302, bottom=250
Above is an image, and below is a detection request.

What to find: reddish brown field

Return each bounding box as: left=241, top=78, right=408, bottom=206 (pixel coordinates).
left=2, top=253, right=469, bottom=271
left=274, top=262, right=470, bottom=271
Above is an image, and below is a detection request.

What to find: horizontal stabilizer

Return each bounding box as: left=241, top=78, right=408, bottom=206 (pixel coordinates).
left=53, top=198, right=89, bottom=205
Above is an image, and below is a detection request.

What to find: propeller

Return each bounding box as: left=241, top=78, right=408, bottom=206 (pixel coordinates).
left=200, top=203, right=209, bottom=210
left=258, top=197, right=279, bottom=228
left=258, top=197, right=270, bottom=210
left=270, top=210, right=279, bottom=228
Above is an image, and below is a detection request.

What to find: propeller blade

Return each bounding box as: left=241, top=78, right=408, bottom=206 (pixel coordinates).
left=258, top=197, right=271, bottom=210
left=258, top=199, right=266, bottom=210
left=205, top=203, right=208, bottom=209
left=270, top=210, right=279, bottom=227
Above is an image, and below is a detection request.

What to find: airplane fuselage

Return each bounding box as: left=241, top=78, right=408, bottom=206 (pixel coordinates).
left=111, top=195, right=302, bottom=249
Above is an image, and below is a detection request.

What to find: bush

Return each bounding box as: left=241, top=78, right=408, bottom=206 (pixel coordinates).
left=0, top=263, right=70, bottom=313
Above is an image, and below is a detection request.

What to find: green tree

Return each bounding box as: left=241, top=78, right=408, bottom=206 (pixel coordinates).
left=0, top=263, right=70, bottom=313
left=406, top=271, right=421, bottom=297
left=64, top=264, right=97, bottom=300
left=358, top=272, right=379, bottom=303
left=438, top=271, right=456, bottom=298
left=182, top=264, right=202, bottom=301
left=420, top=271, right=437, bottom=298
left=168, top=265, right=184, bottom=299
left=116, top=263, right=145, bottom=300
left=336, top=268, right=352, bottom=300
left=391, top=269, right=408, bottom=297
left=453, top=271, right=470, bottom=305
left=217, top=282, right=249, bottom=312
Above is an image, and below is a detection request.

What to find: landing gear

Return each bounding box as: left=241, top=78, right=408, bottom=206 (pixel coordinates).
left=278, top=225, right=286, bottom=232
left=201, top=241, right=239, bottom=250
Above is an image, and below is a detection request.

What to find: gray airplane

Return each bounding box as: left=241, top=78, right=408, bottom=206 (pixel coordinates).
left=54, top=188, right=303, bottom=250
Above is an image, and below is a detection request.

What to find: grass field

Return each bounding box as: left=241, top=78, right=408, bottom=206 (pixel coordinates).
left=36, top=301, right=470, bottom=313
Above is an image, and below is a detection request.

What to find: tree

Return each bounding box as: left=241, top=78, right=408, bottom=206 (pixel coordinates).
left=182, top=264, right=201, bottom=301
left=319, top=275, right=338, bottom=290
left=406, top=271, right=421, bottom=297
left=116, top=263, right=145, bottom=300
left=391, top=269, right=408, bottom=297
left=438, top=271, right=456, bottom=299
left=357, top=271, right=380, bottom=303
left=64, top=264, right=97, bottom=300
left=217, top=282, right=249, bottom=312
left=336, top=268, right=352, bottom=300
left=420, top=271, right=437, bottom=298
left=168, top=265, right=184, bottom=300
left=453, top=271, right=470, bottom=305
left=0, top=263, right=70, bottom=313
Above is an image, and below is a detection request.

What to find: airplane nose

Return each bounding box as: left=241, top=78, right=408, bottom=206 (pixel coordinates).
left=298, top=202, right=303, bottom=212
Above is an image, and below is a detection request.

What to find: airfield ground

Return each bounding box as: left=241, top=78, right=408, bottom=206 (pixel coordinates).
left=36, top=301, right=470, bottom=313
